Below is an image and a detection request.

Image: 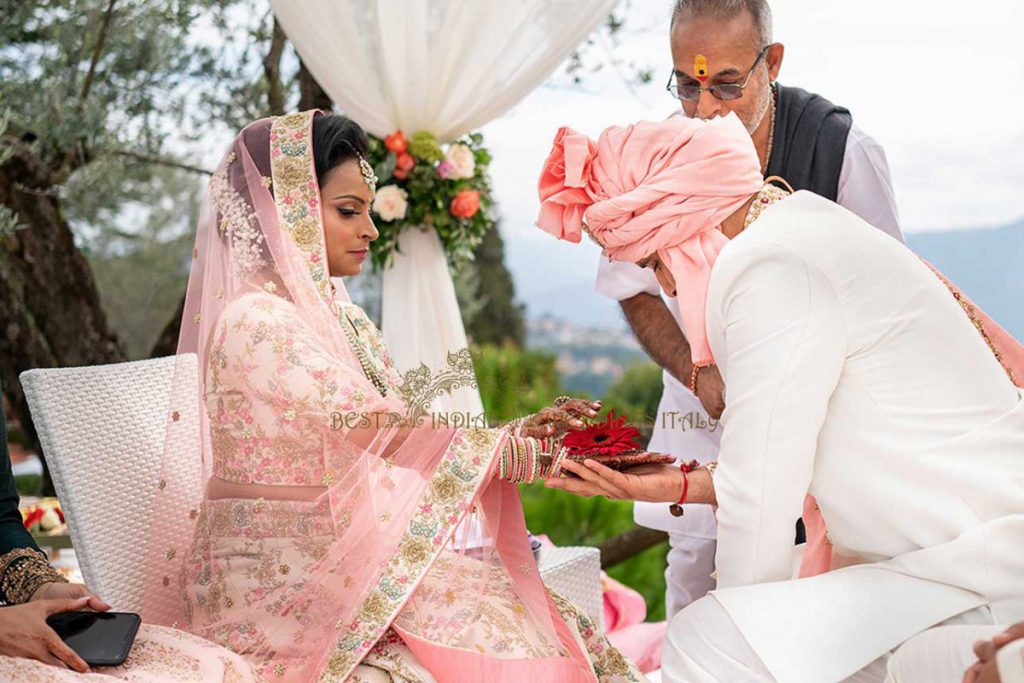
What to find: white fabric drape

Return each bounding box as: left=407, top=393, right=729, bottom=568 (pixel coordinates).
left=270, top=0, right=616, bottom=415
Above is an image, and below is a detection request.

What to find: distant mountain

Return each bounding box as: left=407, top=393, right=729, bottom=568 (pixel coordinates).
left=906, top=218, right=1024, bottom=339
left=508, top=218, right=1024, bottom=340
left=509, top=216, right=1023, bottom=398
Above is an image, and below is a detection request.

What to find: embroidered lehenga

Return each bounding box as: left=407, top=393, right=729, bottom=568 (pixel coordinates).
left=138, top=111, right=643, bottom=683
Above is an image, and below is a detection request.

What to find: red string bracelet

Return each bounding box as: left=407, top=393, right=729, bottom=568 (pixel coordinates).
left=669, top=459, right=699, bottom=517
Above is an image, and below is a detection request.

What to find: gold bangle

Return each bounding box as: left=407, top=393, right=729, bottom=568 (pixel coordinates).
left=703, top=461, right=718, bottom=478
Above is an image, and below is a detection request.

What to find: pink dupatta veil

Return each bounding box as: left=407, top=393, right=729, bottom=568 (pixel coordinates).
left=140, top=111, right=595, bottom=682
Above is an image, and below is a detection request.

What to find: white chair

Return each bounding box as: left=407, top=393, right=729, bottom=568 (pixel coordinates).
left=20, top=355, right=201, bottom=620
left=538, top=545, right=605, bottom=630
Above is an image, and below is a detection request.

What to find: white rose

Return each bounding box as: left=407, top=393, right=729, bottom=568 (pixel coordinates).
left=444, top=143, right=476, bottom=180
left=372, top=185, right=408, bottom=222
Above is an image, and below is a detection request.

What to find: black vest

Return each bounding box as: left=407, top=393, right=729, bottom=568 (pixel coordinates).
left=765, top=84, right=852, bottom=201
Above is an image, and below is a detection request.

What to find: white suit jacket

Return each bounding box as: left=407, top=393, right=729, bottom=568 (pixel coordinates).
left=621, top=122, right=903, bottom=538
left=704, top=191, right=1024, bottom=683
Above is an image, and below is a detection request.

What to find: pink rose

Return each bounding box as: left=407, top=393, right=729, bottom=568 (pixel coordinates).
left=437, top=161, right=454, bottom=179
left=443, top=143, right=475, bottom=179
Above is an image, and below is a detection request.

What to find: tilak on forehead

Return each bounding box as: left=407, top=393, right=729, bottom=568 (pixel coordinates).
left=694, top=54, right=709, bottom=81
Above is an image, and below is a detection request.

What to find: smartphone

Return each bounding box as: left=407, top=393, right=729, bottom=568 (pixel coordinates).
left=45, top=611, right=141, bottom=667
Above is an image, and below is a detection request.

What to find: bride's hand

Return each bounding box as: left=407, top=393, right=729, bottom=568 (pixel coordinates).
left=544, top=458, right=684, bottom=503
left=517, top=398, right=601, bottom=439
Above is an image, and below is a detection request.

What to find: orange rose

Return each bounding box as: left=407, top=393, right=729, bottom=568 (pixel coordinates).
left=384, top=131, right=408, bottom=154
left=392, top=152, right=415, bottom=180
left=450, top=190, right=480, bottom=219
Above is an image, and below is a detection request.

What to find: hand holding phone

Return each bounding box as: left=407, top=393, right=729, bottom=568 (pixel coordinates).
left=0, top=597, right=93, bottom=672
left=46, top=610, right=141, bottom=667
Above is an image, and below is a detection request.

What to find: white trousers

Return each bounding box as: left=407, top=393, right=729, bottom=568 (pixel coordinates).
left=665, top=533, right=717, bottom=620
left=664, top=595, right=999, bottom=683
left=663, top=595, right=887, bottom=683
left=886, top=625, right=1024, bottom=683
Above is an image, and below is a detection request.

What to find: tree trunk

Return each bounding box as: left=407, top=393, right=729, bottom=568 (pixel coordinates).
left=149, top=294, right=184, bottom=358
left=298, top=60, right=334, bottom=112
left=0, top=137, right=125, bottom=493
left=263, top=18, right=288, bottom=116
left=597, top=526, right=668, bottom=569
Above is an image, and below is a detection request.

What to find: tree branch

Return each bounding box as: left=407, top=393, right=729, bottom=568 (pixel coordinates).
left=597, top=526, right=668, bottom=569
left=79, top=0, right=118, bottom=106
left=108, top=149, right=212, bottom=176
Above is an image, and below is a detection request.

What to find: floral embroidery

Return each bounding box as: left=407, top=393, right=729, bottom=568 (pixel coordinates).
left=319, top=428, right=501, bottom=680
left=551, top=591, right=643, bottom=682
left=270, top=111, right=333, bottom=307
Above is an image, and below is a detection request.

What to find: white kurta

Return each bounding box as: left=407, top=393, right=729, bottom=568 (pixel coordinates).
left=603, top=124, right=903, bottom=597
left=685, top=191, right=1024, bottom=683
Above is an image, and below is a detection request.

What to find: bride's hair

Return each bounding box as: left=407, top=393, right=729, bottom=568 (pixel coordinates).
left=311, top=113, right=370, bottom=187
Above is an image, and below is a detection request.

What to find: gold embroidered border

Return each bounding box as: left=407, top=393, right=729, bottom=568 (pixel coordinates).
left=316, top=428, right=503, bottom=681
left=269, top=111, right=334, bottom=310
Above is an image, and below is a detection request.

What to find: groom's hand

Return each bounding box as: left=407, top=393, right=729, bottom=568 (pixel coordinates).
left=545, top=458, right=683, bottom=503
left=696, top=365, right=725, bottom=419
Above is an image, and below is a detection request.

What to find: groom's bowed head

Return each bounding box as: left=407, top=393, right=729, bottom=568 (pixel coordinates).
left=535, top=113, right=762, bottom=368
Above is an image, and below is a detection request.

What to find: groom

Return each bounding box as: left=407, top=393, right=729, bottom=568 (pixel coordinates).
left=598, top=0, right=906, bottom=618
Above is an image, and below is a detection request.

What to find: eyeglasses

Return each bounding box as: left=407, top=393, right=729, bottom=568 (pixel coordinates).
left=666, top=45, right=770, bottom=102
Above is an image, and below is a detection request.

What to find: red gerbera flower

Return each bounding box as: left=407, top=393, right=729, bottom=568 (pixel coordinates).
left=562, top=410, right=641, bottom=456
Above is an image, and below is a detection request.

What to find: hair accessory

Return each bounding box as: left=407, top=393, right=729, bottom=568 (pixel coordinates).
left=357, top=154, right=378, bottom=195
left=694, top=54, right=709, bottom=82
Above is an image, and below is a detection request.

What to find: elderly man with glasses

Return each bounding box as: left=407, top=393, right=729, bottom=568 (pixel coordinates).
left=595, top=0, right=905, bottom=620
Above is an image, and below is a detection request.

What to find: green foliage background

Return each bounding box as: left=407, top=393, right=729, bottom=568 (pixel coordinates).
left=473, top=346, right=668, bottom=621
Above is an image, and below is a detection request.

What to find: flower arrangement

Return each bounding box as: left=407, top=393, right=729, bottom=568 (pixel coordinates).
left=367, top=129, right=496, bottom=270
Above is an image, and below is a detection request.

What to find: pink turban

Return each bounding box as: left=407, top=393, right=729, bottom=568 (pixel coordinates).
left=536, top=113, right=763, bottom=366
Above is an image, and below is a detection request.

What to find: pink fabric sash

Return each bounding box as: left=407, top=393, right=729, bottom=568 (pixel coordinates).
left=536, top=114, right=763, bottom=366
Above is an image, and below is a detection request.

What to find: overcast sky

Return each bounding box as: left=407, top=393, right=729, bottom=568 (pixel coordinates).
left=479, top=0, right=1023, bottom=322
left=185, top=1, right=1022, bottom=323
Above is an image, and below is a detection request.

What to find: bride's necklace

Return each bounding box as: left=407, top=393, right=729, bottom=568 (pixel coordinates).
left=340, top=308, right=389, bottom=397
left=743, top=178, right=792, bottom=230
left=330, top=280, right=389, bottom=396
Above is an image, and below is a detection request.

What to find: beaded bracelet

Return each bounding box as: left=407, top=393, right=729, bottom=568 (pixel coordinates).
left=689, top=363, right=712, bottom=395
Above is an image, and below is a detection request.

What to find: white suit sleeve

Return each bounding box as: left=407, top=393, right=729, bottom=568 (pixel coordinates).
left=837, top=125, right=904, bottom=243
left=595, top=255, right=661, bottom=301
left=708, top=244, right=847, bottom=589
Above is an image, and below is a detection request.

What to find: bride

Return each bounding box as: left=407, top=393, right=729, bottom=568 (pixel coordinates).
left=139, top=110, right=647, bottom=682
